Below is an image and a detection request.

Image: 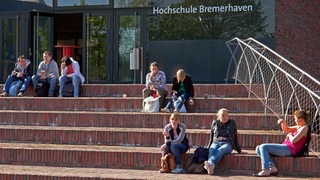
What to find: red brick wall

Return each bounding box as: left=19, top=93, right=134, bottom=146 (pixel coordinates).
left=276, top=1, right=320, bottom=80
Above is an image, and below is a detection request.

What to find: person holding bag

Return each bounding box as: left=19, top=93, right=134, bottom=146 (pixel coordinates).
left=160, top=113, right=189, bottom=174
left=142, top=62, right=167, bottom=111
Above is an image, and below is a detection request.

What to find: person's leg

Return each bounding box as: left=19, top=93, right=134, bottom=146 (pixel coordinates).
left=170, top=144, right=188, bottom=165
left=47, top=76, right=58, bottom=96
left=31, top=75, right=39, bottom=90
left=19, top=76, right=32, bottom=93
left=170, top=143, right=188, bottom=173
left=174, top=92, right=190, bottom=111
left=58, top=76, right=69, bottom=97
left=72, top=75, right=81, bottom=97
left=157, top=88, right=168, bottom=109
left=208, top=142, right=233, bottom=165
left=257, top=143, right=291, bottom=170
left=3, top=75, right=17, bottom=92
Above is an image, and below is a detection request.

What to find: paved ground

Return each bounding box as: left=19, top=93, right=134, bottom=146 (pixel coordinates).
left=0, top=165, right=318, bottom=179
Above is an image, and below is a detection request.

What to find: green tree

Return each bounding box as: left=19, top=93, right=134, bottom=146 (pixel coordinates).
left=148, top=0, right=268, bottom=40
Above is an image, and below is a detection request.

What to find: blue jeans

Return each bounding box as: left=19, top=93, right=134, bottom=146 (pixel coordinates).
left=32, top=75, right=58, bottom=96
left=163, top=144, right=188, bottom=165
left=165, top=92, right=190, bottom=111
left=208, top=142, right=233, bottom=165
left=256, top=143, right=291, bottom=169
left=58, top=75, right=82, bottom=97
left=3, top=75, right=32, bottom=93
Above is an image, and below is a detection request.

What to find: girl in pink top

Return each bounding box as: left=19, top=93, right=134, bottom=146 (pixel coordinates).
left=254, top=110, right=309, bottom=177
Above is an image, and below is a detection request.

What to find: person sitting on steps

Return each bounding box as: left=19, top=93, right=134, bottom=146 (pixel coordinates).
left=204, top=108, right=242, bottom=175
left=142, top=61, right=168, bottom=111
left=58, top=56, right=85, bottom=97
left=253, top=110, right=309, bottom=177
left=161, top=69, right=194, bottom=113
left=160, top=112, right=189, bottom=174
left=32, top=51, right=59, bottom=97
left=0, top=55, right=32, bottom=97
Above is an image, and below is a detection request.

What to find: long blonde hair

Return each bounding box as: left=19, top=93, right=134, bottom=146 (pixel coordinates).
left=217, top=108, right=229, bottom=120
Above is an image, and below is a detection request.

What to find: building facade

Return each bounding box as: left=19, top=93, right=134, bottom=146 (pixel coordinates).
left=2, top=0, right=316, bottom=84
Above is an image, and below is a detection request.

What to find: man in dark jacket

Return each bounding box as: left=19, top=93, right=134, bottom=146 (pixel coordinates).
left=0, top=55, right=32, bottom=97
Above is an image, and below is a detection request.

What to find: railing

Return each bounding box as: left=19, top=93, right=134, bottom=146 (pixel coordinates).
left=226, top=37, right=320, bottom=157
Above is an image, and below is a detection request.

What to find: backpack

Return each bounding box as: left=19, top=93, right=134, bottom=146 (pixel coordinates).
left=185, top=146, right=208, bottom=173
left=35, top=82, right=49, bottom=97
left=159, top=153, right=176, bottom=173
left=293, top=124, right=312, bottom=157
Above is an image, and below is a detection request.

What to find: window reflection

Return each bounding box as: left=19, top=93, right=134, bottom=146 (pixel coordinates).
left=114, top=0, right=148, bottom=8
left=57, top=0, right=109, bottom=6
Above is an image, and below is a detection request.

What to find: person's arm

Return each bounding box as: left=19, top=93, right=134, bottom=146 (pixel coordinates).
left=207, top=120, right=215, bottom=148
left=25, top=62, right=33, bottom=77
left=278, top=119, right=297, bottom=133
left=157, top=71, right=167, bottom=89
left=287, top=126, right=308, bottom=143
left=231, top=120, right=242, bottom=153
left=49, top=61, right=59, bottom=78
left=66, top=61, right=80, bottom=77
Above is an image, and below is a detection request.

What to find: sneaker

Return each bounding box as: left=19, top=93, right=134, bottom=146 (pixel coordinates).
left=161, top=107, right=170, bottom=113
left=269, top=166, right=278, bottom=176
left=253, top=169, right=271, bottom=177
left=17, top=91, right=24, bottom=97
left=204, top=161, right=215, bottom=175
left=171, top=167, right=183, bottom=174
left=0, top=91, right=8, bottom=97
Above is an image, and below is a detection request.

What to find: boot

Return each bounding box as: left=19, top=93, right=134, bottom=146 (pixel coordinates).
left=171, top=164, right=183, bottom=174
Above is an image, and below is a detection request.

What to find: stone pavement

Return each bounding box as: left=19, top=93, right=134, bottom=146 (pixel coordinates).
left=0, top=165, right=318, bottom=180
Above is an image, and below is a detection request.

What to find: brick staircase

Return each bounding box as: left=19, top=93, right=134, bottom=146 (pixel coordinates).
left=0, top=84, right=318, bottom=179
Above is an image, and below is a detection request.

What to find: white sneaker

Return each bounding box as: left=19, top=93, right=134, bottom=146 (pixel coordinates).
left=204, top=161, right=215, bottom=175
left=171, top=167, right=183, bottom=174
left=161, top=107, right=170, bottom=113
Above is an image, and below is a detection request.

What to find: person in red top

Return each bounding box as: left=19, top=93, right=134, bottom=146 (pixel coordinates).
left=58, top=56, right=85, bottom=97
left=254, top=110, right=309, bottom=177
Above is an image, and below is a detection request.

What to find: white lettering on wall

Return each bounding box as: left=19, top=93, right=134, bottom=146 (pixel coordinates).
left=153, top=4, right=253, bottom=15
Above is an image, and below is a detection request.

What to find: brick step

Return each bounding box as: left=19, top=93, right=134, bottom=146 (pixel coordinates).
left=0, top=165, right=315, bottom=180
left=0, top=97, right=266, bottom=113
left=0, top=84, right=251, bottom=97
left=0, top=110, right=279, bottom=130
left=0, top=125, right=286, bottom=149
left=0, top=143, right=318, bottom=177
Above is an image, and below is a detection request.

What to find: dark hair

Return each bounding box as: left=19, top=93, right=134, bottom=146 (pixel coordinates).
left=62, top=56, right=72, bottom=66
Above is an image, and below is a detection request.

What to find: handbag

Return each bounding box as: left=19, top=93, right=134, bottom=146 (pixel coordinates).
left=142, top=95, right=160, bottom=112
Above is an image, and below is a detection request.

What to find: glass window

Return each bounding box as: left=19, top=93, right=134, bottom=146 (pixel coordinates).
left=114, top=0, right=148, bottom=8
left=57, top=0, right=109, bottom=7
left=43, top=0, right=53, bottom=7
left=148, top=0, right=275, bottom=40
